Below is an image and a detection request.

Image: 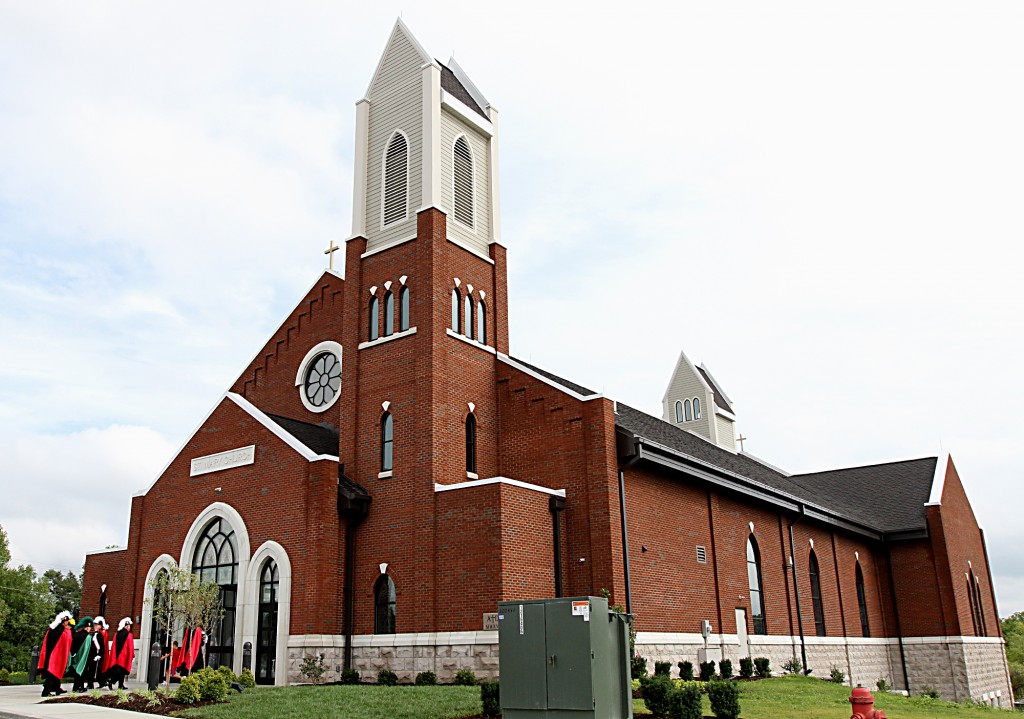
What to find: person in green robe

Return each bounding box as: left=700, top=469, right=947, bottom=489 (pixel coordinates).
left=69, top=617, right=94, bottom=692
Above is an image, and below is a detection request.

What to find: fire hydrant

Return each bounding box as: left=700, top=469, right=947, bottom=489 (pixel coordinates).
left=850, top=686, right=887, bottom=719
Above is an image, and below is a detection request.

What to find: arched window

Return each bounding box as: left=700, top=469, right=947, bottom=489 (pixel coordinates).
left=99, top=589, right=107, bottom=618
left=746, top=535, right=766, bottom=634
left=368, top=295, right=379, bottom=341
left=451, top=288, right=461, bottom=333
left=967, top=576, right=980, bottom=634
left=192, top=517, right=238, bottom=669
left=399, top=286, right=410, bottom=332
left=383, top=291, right=394, bottom=337
left=464, top=294, right=473, bottom=338
left=466, top=413, right=477, bottom=475
left=693, top=397, right=701, bottom=419
left=855, top=562, right=870, bottom=637
left=477, top=300, right=486, bottom=345
left=976, top=580, right=988, bottom=636
left=808, top=550, right=826, bottom=636
left=382, top=132, right=408, bottom=227
left=684, top=399, right=693, bottom=421
left=675, top=401, right=683, bottom=423
left=453, top=136, right=474, bottom=228
left=381, top=412, right=393, bottom=473
left=374, top=575, right=396, bottom=634
left=256, top=559, right=279, bottom=684
left=969, top=571, right=987, bottom=636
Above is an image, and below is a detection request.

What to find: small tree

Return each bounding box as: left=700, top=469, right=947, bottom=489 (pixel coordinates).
left=147, top=567, right=224, bottom=690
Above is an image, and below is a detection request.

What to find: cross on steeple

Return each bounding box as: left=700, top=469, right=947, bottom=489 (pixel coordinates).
left=737, top=434, right=748, bottom=452
left=324, top=239, right=341, bottom=270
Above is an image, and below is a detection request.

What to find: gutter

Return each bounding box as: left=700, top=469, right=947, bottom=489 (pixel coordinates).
left=884, top=542, right=910, bottom=693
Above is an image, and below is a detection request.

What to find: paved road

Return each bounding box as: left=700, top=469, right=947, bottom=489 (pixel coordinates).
left=0, top=683, right=149, bottom=719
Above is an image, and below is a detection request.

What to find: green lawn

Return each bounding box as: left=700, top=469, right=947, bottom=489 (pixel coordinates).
left=175, top=684, right=481, bottom=719
left=633, top=675, right=1003, bottom=718
left=176, top=675, right=1005, bottom=719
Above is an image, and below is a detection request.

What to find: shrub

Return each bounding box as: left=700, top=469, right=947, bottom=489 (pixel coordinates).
left=738, top=657, right=754, bottom=679
left=175, top=675, right=202, bottom=705
left=340, top=668, right=360, bottom=685
left=876, top=677, right=891, bottom=693
left=698, top=661, right=716, bottom=682
left=193, top=668, right=229, bottom=701
left=299, top=653, right=326, bottom=685
left=830, top=665, right=846, bottom=684
left=668, top=682, right=704, bottom=719
left=782, top=656, right=803, bottom=674
left=654, top=661, right=672, bottom=676
left=631, top=678, right=641, bottom=692
left=453, top=667, right=477, bottom=686
left=480, top=679, right=500, bottom=717
left=0, top=668, right=9, bottom=683
left=239, top=667, right=256, bottom=689
left=415, top=670, right=437, bottom=685
left=631, top=654, right=649, bottom=679
left=216, top=665, right=236, bottom=685
left=678, top=660, right=694, bottom=680
left=641, top=674, right=675, bottom=718
left=377, top=669, right=398, bottom=686
left=718, top=659, right=732, bottom=679
left=918, top=685, right=940, bottom=699
left=754, top=656, right=771, bottom=678
left=707, top=680, right=741, bottom=719
left=1009, top=662, right=1024, bottom=699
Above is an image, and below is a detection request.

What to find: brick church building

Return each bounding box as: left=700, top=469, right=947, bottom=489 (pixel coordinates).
left=82, top=20, right=1012, bottom=705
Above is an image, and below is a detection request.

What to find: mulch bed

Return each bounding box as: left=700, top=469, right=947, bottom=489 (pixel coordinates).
left=46, top=693, right=220, bottom=716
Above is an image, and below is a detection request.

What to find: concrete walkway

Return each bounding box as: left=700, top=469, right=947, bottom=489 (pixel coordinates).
left=0, top=682, right=150, bottom=719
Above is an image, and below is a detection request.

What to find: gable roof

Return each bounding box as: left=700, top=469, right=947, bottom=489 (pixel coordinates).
left=266, top=414, right=340, bottom=457
left=440, top=61, right=488, bottom=119
left=697, top=365, right=733, bottom=414
left=365, top=18, right=433, bottom=99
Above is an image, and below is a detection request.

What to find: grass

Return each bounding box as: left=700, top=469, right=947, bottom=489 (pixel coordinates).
left=175, top=684, right=482, bottom=719
left=632, top=675, right=1003, bottom=718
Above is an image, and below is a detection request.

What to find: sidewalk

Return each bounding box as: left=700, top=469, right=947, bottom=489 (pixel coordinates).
left=0, top=682, right=149, bottom=719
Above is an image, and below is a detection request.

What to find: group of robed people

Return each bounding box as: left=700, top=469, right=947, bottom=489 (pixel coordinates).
left=36, top=611, right=135, bottom=697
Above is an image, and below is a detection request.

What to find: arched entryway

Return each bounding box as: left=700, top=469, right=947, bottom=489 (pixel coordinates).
left=191, top=517, right=238, bottom=669
left=255, top=559, right=279, bottom=684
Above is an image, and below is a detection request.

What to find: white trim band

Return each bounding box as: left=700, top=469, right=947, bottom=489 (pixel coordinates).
left=434, top=476, right=566, bottom=498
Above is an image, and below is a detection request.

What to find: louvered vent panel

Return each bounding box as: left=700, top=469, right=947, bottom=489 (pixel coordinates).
left=453, top=136, right=474, bottom=228
left=383, top=133, right=408, bottom=226
left=696, top=545, right=708, bottom=564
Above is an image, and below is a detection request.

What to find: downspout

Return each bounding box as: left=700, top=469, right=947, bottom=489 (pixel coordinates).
left=338, top=466, right=371, bottom=673
left=549, top=496, right=566, bottom=597
left=885, top=543, right=911, bottom=692
left=787, top=504, right=809, bottom=674
left=618, top=438, right=642, bottom=615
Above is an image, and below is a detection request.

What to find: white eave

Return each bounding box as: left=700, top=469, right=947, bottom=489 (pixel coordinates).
left=497, top=354, right=603, bottom=402
left=447, top=55, right=489, bottom=112
left=441, top=91, right=493, bottom=137
left=435, top=476, right=565, bottom=498
left=925, top=452, right=950, bottom=506
left=365, top=17, right=433, bottom=99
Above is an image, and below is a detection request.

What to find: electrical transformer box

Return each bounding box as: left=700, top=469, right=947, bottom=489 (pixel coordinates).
left=497, top=596, right=633, bottom=719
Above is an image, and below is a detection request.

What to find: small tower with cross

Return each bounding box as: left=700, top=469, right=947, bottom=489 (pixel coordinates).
left=661, top=349, right=739, bottom=452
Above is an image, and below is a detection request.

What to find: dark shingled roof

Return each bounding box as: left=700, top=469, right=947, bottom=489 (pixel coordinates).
left=697, top=366, right=733, bottom=413
left=267, top=414, right=339, bottom=457
left=502, top=358, right=936, bottom=535
left=438, top=62, right=488, bottom=120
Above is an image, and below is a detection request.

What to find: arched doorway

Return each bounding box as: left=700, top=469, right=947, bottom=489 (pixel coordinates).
left=255, top=559, right=279, bottom=684
left=192, top=517, right=238, bottom=669
left=148, top=569, right=172, bottom=678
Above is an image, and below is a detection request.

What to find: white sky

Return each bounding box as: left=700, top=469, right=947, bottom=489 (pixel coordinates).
left=1, top=1, right=1023, bottom=615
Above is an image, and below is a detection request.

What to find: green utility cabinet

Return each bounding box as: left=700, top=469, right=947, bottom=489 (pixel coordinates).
left=497, top=596, right=632, bottom=719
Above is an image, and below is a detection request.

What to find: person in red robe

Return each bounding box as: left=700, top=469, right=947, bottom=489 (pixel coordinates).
left=38, top=610, right=72, bottom=697
left=105, top=617, right=135, bottom=690
left=177, top=626, right=205, bottom=675
left=161, top=641, right=181, bottom=681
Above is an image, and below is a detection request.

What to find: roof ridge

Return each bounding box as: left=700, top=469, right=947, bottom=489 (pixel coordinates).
left=792, top=456, right=938, bottom=477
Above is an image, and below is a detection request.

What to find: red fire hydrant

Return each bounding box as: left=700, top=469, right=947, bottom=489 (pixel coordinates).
left=850, top=687, right=887, bottom=719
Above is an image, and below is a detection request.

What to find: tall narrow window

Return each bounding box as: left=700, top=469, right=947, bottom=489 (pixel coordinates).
left=977, top=582, right=988, bottom=636
left=381, top=412, right=393, bottom=473
left=464, top=294, right=473, bottom=338
left=856, top=562, right=870, bottom=637
left=383, top=132, right=408, bottom=226
left=368, top=295, right=379, bottom=341
left=99, top=590, right=108, bottom=619
left=374, top=575, right=396, bottom=634
left=684, top=399, right=693, bottom=421
left=967, top=576, right=980, bottom=635
left=747, top=536, right=766, bottom=634
left=693, top=397, right=701, bottom=419
left=675, top=401, right=683, bottom=423
left=477, top=301, right=486, bottom=345
left=466, top=413, right=477, bottom=475
left=808, top=550, right=826, bottom=636
left=383, top=291, right=394, bottom=337
left=192, top=517, right=238, bottom=669
left=256, top=559, right=279, bottom=684
left=399, top=286, right=410, bottom=331
left=451, top=288, right=461, bottom=333
left=453, top=136, right=474, bottom=228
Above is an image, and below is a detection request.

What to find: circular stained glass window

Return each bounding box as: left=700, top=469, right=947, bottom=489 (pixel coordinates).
left=304, top=352, right=341, bottom=408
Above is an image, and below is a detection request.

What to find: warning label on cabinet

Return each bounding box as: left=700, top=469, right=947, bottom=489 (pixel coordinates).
left=571, top=601, right=590, bottom=622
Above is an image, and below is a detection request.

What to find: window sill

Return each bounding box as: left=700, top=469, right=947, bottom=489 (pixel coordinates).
left=378, top=471, right=393, bottom=479
left=359, top=327, right=417, bottom=350
left=446, top=328, right=495, bottom=354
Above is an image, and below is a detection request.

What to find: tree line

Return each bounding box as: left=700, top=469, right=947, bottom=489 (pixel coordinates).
left=0, top=523, right=82, bottom=672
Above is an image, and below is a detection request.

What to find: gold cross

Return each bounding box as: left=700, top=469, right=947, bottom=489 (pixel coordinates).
left=324, top=239, right=341, bottom=270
